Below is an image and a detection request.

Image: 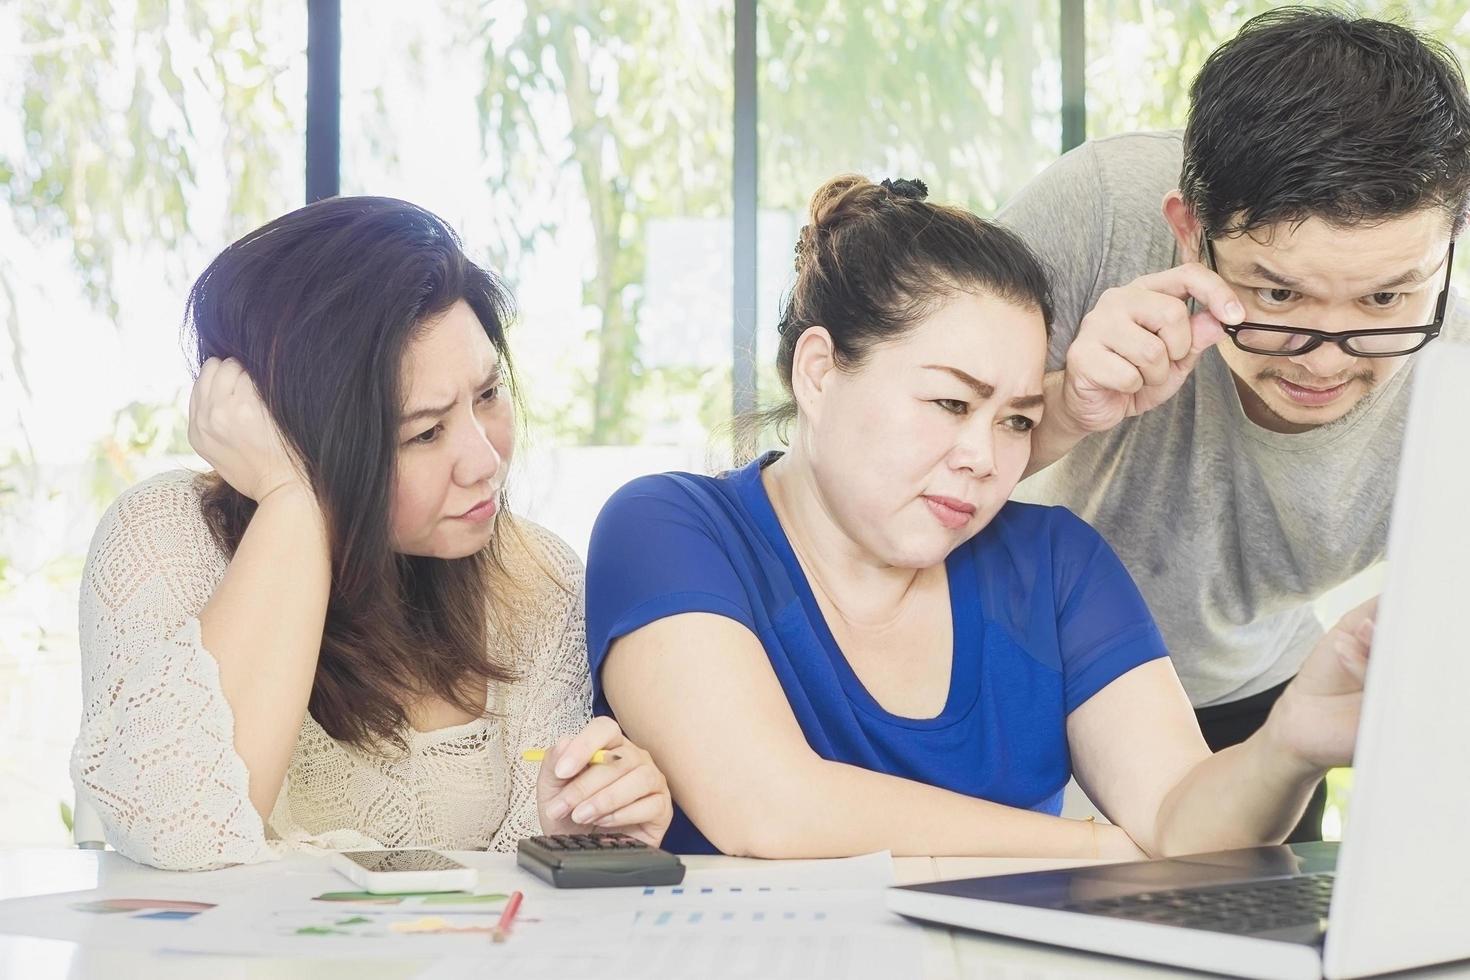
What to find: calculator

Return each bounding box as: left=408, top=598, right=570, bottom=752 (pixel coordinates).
left=516, top=833, right=686, bottom=888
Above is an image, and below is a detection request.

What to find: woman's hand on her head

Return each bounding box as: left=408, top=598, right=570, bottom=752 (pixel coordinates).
left=188, top=357, right=308, bottom=504
left=1265, top=596, right=1376, bottom=774
left=535, top=716, right=674, bottom=847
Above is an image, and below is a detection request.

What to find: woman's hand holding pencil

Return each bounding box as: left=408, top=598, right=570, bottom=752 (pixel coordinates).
left=529, top=716, right=673, bottom=847
left=521, top=748, right=620, bottom=765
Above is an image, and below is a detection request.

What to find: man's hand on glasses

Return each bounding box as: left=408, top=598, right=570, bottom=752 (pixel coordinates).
left=1061, top=262, right=1244, bottom=434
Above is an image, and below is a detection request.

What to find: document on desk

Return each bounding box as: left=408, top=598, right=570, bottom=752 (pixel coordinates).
left=0, top=850, right=923, bottom=976
left=416, top=888, right=923, bottom=980
left=0, top=881, right=593, bottom=959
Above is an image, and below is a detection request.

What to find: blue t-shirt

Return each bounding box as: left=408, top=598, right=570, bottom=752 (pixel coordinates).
left=585, top=453, right=1169, bottom=854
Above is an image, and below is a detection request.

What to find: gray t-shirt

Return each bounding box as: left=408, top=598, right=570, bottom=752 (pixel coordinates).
left=1000, top=131, right=1468, bottom=707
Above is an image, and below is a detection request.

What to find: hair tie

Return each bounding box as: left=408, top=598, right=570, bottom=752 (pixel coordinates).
left=792, top=224, right=810, bottom=272
left=880, top=177, right=929, bottom=200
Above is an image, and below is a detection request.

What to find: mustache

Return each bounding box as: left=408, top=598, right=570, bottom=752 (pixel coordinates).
left=1255, top=367, right=1375, bottom=389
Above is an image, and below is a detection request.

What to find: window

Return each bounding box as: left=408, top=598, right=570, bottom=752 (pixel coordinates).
left=1, top=0, right=306, bottom=844
left=753, top=2, right=1064, bottom=433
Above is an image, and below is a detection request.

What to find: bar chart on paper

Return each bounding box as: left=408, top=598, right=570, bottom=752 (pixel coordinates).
left=635, top=908, right=832, bottom=926
left=392, top=854, right=925, bottom=980
left=416, top=889, right=922, bottom=980
left=622, top=888, right=921, bottom=979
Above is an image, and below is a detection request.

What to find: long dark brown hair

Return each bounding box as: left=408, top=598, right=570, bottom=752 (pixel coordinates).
left=185, top=196, right=545, bottom=751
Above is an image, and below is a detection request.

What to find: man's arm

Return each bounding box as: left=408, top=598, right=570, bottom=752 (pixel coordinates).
left=1024, top=265, right=1240, bottom=478
left=998, top=141, right=1239, bottom=477
left=1025, top=369, right=1092, bottom=477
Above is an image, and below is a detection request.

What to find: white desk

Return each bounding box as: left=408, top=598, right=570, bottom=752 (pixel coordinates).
left=2, top=848, right=1466, bottom=980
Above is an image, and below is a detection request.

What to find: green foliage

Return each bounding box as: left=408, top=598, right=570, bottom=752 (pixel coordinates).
left=58, top=799, right=73, bottom=834
left=1087, top=1, right=1470, bottom=137
left=1, top=0, right=296, bottom=321
left=1324, top=766, right=1354, bottom=841
left=0, top=449, right=31, bottom=599
left=7, top=1, right=1469, bottom=448
left=477, top=1, right=1064, bottom=444
left=758, top=1, right=1060, bottom=214
left=478, top=0, right=732, bottom=444
left=0, top=276, right=25, bottom=400
left=0, top=0, right=296, bottom=605
left=86, top=399, right=192, bottom=509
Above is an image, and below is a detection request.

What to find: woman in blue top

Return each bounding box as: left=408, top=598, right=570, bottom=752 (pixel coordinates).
left=582, top=175, right=1375, bottom=859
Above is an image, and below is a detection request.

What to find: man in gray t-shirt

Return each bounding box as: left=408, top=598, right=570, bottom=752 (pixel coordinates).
left=998, top=10, right=1469, bottom=839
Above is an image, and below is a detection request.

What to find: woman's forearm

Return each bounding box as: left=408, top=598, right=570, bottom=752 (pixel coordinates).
left=607, top=615, right=1142, bottom=861
left=704, top=755, right=1136, bottom=861
left=199, top=484, right=331, bottom=819
left=1151, top=726, right=1323, bottom=856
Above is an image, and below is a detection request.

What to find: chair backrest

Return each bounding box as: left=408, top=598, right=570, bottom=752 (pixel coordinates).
left=72, top=794, right=107, bottom=849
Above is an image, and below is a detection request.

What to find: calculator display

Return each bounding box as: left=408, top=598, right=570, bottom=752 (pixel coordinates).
left=342, top=849, right=467, bottom=873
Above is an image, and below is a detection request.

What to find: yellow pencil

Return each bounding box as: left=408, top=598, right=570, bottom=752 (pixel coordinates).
left=521, top=748, right=622, bottom=764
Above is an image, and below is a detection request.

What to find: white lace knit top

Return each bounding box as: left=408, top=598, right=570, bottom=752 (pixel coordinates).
left=71, top=470, right=592, bottom=871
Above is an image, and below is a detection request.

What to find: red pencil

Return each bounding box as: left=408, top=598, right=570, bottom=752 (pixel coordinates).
left=492, top=890, right=524, bottom=943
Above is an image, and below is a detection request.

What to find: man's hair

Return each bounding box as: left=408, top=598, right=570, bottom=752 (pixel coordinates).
left=1181, top=6, right=1470, bottom=238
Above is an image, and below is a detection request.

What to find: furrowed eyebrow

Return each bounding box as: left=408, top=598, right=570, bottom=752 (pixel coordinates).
left=1244, top=263, right=1303, bottom=289
left=1237, top=254, right=1441, bottom=294
left=922, top=365, right=1042, bottom=409
left=921, top=364, right=994, bottom=398
left=1364, top=257, right=1443, bottom=292
left=400, top=365, right=501, bottom=425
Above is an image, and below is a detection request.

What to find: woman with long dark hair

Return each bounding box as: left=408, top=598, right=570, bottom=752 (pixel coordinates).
left=72, top=197, right=671, bottom=870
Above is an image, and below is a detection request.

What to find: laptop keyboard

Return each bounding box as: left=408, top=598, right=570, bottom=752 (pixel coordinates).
left=1061, top=872, right=1335, bottom=935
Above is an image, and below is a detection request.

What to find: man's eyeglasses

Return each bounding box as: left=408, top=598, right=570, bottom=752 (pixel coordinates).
left=1201, top=237, right=1455, bottom=358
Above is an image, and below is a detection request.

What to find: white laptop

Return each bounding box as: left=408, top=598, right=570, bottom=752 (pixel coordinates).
left=886, top=342, right=1470, bottom=980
